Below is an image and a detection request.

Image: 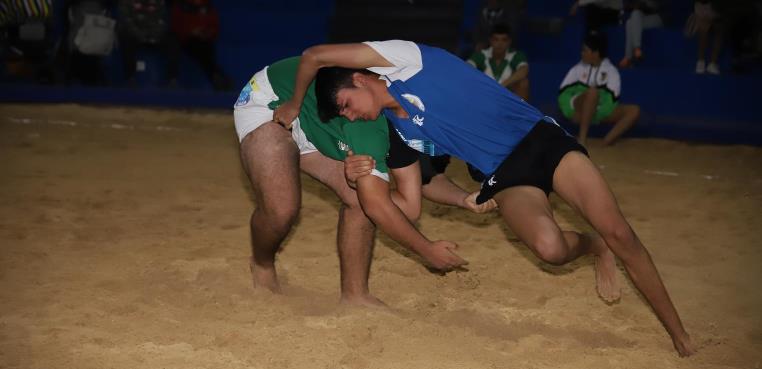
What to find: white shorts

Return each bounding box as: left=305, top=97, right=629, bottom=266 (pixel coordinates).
left=233, top=67, right=317, bottom=155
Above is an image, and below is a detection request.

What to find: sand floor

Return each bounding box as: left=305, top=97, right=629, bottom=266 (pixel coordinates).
left=1, top=103, right=761, bottom=369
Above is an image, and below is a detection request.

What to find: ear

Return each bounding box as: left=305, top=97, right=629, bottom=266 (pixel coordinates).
left=352, top=72, right=367, bottom=88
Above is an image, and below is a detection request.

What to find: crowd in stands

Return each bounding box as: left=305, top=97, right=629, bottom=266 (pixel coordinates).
left=0, top=0, right=231, bottom=89
left=0, top=0, right=759, bottom=143
left=468, top=0, right=761, bottom=144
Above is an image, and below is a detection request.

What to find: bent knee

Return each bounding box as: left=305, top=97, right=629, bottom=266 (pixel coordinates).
left=258, top=202, right=299, bottom=229
left=528, top=233, right=568, bottom=265
left=600, top=222, right=639, bottom=256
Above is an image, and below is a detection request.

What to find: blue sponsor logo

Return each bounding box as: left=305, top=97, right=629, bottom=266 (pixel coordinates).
left=235, top=84, right=252, bottom=106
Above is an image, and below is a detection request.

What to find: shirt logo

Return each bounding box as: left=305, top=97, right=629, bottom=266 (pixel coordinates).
left=487, top=175, right=497, bottom=186
left=401, top=94, right=425, bottom=112
left=412, top=115, right=424, bottom=126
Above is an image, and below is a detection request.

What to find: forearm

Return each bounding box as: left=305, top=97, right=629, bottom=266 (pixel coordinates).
left=390, top=190, right=421, bottom=222
left=502, top=66, right=528, bottom=87
left=292, top=48, right=322, bottom=108
left=421, top=174, right=468, bottom=208
left=357, top=178, right=431, bottom=254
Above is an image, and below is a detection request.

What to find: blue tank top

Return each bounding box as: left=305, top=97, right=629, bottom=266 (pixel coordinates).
left=382, top=44, right=548, bottom=175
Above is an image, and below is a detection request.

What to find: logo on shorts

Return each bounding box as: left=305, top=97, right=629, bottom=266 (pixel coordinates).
left=235, top=84, right=252, bottom=107
left=338, top=141, right=350, bottom=152
left=412, top=115, right=424, bottom=126
left=487, top=175, right=497, bottom=186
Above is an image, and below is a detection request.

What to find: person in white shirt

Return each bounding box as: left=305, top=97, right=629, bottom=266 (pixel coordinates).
left=558, top=31, right=640, bottom=145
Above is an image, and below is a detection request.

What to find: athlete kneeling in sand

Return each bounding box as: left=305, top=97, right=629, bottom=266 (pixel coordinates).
left=235, top=56, right=495, bottom=306
left=272, top=41, right=694, bottom=356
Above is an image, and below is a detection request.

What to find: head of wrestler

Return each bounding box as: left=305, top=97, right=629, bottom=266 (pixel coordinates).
left=316, top=67, right=385, bottom=123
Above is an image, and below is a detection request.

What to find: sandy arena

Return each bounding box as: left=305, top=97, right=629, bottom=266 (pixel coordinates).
left=1, top=103, right=760, bottom=369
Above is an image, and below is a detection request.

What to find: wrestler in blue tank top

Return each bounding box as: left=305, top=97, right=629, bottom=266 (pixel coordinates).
left=366, top=40, right=553, bottom=175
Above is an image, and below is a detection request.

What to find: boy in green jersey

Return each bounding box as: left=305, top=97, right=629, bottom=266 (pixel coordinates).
left=467, top=24, right=530, bottom=101
left=234, top=57, right=494, bottom=306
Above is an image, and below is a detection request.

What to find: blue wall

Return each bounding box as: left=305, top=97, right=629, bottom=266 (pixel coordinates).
left=2, top=0, right=760, bottom=145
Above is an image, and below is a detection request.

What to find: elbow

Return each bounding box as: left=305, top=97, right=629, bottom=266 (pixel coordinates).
left=301, top=47, right=320, bottom=64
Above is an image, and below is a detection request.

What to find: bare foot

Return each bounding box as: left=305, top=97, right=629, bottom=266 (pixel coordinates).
left=250, top=257, right=281, bottom=293
left=592, top=238, right=621, bottom=303
left=340, top=294, right=388, bottom=309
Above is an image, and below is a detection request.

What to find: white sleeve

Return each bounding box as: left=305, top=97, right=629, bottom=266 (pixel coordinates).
left=363, top=40, right=423, bottom=83
left=607, top=67, right=621, bottom=98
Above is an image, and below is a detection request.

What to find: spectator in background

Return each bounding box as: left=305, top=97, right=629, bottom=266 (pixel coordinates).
left=118, top=0, right=179, bottom=86
left=721, top=0, right=761, bottom=74
left=618, top=0, right=664, bottom=68
left=171, top=0, right=231, bottom=90
left=64, top=0, right=115, bottom=86
left=467, top=24, right=530, bottom=101
left=473, top=0, right=525, bottom=52
left=570, top=0, right=623, bottom=32
left=558, top=31, right=640, bottom=146
left=0, top=0, right=56, bottom=84
left=684, top=0, right=722, bottom=75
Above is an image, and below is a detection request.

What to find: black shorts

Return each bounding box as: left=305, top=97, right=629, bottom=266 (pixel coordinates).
left=475, top=121, right=588, bottom=204
left=418, top=154, right=450, bottom=185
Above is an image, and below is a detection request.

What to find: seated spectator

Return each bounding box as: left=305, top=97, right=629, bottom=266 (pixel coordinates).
left=117, top=0, right=179, bottom=86
left=473, top=0, right=525, bottom=52
left=64, top=0, right=116, bottom=86
left=171, top=0, right=231, bottom=90
left=618, top=0, right=664, bottom=68
left=684, top=0, right=722, bottom=74
left=570, top=0, right=623, bottom=32
left=558, top=31, right=640, bottom=146
left=467, top=24, right=530, bottom=101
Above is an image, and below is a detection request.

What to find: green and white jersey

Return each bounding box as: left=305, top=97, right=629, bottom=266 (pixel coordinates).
left=559, top=58, right=621, bottom=101
left=467, top=47, right=528, bottom=84
left=265, top=57, right=391, bottom=181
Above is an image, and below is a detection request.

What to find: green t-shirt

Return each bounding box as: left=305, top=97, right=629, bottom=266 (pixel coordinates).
left=264, top=57, right=391, bottom=180
left=468, top=47, right=528, bottom=85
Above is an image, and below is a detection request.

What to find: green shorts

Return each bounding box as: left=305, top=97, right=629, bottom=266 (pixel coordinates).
left=558, top=85, right=617, bottom=124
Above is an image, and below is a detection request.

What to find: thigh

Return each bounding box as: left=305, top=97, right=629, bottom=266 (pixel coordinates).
left=299, top=151, right=358, bottom=207
left=551, top=151, right=626, bottom=231
left=493, top=185, right=563, bottom=248
left=240, top=123, right=301, bottom=212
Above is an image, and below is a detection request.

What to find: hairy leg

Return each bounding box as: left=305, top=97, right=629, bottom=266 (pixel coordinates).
left=299, top=152, right=383, bottom=307
left=240, top=122, right=301, bottom=292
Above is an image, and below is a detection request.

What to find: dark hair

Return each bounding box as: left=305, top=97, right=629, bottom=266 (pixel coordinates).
left=490, top=23, right=512, bottom=37
left=584, top=30, right=608, bottom=58
left=315, top=67, right=375, bottom=122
